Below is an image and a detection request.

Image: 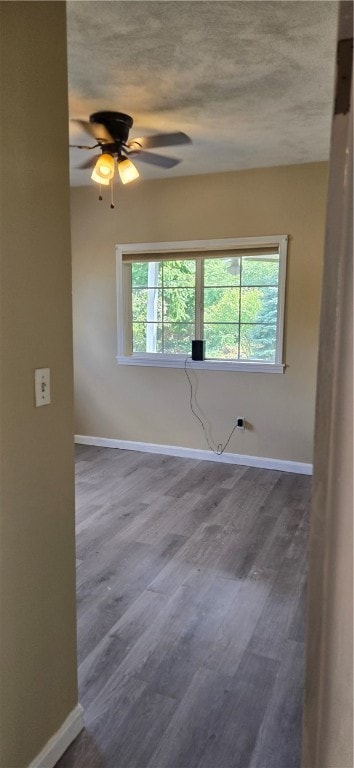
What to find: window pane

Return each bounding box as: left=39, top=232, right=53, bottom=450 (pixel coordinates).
left=163, top=288, right=195, bottom=323
left=204, top=257, right=240, bottom=286
left=240, top=324, right=277, bottom=361
left=163, top=323, right=194, bottom=354
left=132, top=322, right=163, bottom=353
left=241, top=257, right=279, bottom=286
left=161, top=260, right=196, bottom=287
left=132, top=288, right=162, bottom=322
left=204, top=287, right=239, bottom=323
left=132, top=261, right=160, bottom=287
left=204, top=323, right=239, bottom=359
left=240, top=286, right=278, bottom=324
left=126, top=245, right=283, bottom=365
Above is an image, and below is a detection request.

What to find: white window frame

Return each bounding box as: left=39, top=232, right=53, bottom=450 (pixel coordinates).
left=116, top=235, right=288, bottom=373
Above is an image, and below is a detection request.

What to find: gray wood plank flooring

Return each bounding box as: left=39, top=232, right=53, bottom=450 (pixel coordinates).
left=56, top=445, right=310, bottom=768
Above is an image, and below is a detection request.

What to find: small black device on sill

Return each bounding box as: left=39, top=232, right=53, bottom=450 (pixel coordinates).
left=192, top=340, right=205, bottom=361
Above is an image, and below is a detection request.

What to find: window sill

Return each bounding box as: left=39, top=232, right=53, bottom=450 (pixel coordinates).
left=116, top=355, right=285, bottom=373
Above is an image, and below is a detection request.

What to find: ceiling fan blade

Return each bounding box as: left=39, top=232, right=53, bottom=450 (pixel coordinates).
left=128, top=132, right=191, bottom=150
left=69, top=143, right=99, bottom=150
left=71, top=119, right=114, bottom=143
left=135, top=151, right=181, bottom=169
left=76, top=154, right=100, bottom=170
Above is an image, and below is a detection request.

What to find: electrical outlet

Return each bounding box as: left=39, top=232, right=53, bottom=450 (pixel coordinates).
left=236, top=417, right=245, bottom=430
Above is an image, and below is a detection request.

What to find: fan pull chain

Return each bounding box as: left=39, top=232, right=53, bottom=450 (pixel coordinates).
left=98, top=184, right=103, bottom=201
left=110, top=179, right=115, bottom=209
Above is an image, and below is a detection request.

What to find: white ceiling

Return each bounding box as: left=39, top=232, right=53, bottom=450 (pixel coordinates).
left=67, top=0, right=338, bottom=186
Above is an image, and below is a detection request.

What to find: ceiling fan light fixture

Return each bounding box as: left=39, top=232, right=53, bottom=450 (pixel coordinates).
left=91, top=166, right=110, bottom=185
left=118, top=157, right=139, bottom=185
left=92, top=153, right=115, bottom=182
left=73, top=113, right=191, bottom=203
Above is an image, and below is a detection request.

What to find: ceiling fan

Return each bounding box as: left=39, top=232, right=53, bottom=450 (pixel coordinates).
left=70, top=111, right=192, bottom=206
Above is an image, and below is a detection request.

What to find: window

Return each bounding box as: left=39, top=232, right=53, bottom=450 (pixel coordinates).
left=116, top=236, right=287, bottom=372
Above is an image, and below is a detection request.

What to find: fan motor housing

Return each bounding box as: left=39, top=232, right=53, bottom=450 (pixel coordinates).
left=90, top=111, right=133, bottom=144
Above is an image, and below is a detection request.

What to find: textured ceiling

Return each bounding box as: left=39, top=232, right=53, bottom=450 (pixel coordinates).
left=67, top=1, right=338, bottom=186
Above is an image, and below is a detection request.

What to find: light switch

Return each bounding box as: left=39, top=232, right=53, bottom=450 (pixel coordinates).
left=35, top=368, right=51, bottom=407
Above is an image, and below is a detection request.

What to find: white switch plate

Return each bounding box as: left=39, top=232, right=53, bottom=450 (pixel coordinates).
left=35, top=368, right=51, bottom=407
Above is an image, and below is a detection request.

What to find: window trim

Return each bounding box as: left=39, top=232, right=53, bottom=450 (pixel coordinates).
left=116, top=236, right=288, bottom=373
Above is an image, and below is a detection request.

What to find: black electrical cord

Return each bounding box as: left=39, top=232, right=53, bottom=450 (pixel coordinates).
left=184, top=357, right=238, bottom=456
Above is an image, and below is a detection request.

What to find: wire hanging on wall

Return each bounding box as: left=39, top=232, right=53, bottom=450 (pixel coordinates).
left=184, top=357, right=238, bottom=456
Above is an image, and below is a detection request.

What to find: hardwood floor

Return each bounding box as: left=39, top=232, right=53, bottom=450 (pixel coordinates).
left=56, top=445, right=310, bottom=768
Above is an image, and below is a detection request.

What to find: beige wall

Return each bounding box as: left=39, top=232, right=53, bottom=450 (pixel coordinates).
left=302, top=2, right=353, bottom=764
left=0, top=3, right=78, bottom=766
left=72, top=162, right=327, bottom=464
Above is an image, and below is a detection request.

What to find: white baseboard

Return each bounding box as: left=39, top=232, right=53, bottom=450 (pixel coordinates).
left=28, top=704, right=84, bottom=768
left=75, top=435, right=313, bottom=475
